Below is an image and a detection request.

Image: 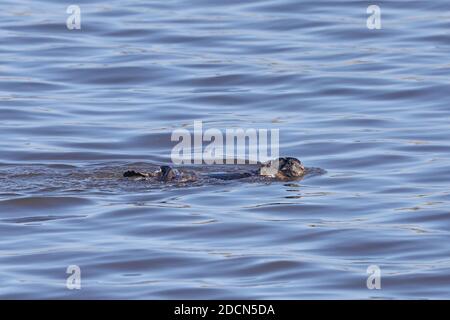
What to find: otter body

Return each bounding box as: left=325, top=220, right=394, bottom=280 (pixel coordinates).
left=123, top=157, right=309, bottom=183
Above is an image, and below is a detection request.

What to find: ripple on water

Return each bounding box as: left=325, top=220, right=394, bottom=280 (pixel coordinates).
left=0, top=0, right=449, bottom=299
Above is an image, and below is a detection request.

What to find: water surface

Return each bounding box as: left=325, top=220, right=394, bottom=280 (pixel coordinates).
left=0, top=0, right=450, bottom=299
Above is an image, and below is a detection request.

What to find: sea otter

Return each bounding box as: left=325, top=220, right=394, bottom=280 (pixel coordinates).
left=123, top=157, right=307, bottom=183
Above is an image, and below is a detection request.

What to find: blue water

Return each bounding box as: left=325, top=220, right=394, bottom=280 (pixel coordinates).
left=0, top=0, right=449, bottom=299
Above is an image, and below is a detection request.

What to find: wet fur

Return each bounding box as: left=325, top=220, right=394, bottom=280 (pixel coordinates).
left=124, top=157, right=307, bottom=182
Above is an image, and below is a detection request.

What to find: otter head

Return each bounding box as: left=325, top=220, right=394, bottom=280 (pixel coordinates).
left=278, top=157, right=305, bottom=179
left=260, top=157, right=305, bottom=180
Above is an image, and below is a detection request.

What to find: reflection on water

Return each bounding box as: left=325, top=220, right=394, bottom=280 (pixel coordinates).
left=0, top=0, right=450, bottom=299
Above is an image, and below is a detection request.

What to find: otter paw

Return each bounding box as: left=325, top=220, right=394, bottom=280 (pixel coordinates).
left=123, top=170, right=147, bottom=178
